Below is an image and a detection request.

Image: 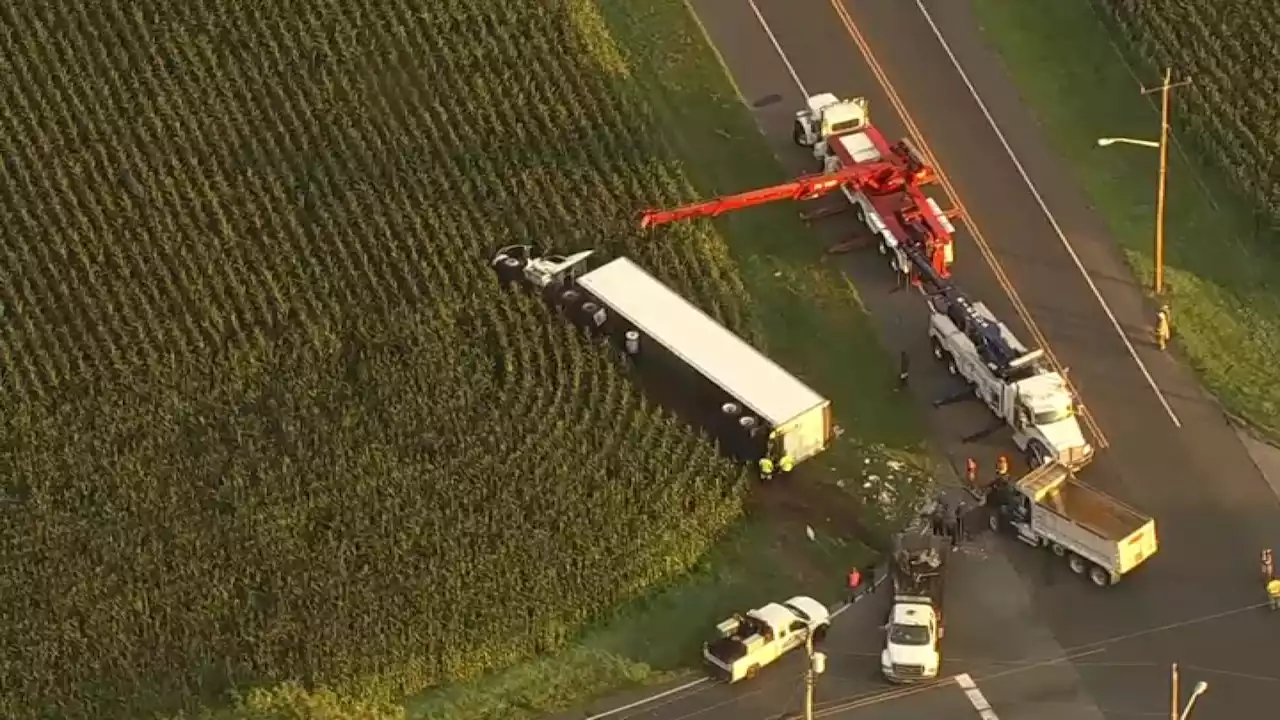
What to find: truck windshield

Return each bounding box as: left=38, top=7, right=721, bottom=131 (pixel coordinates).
left=888, top=624, right=931, bottom=646
left=1033, top=406, right=1074, bottom=425
left=828, top=119, right=862, bottom=134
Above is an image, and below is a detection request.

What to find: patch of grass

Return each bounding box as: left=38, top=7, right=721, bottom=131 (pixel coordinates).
left=406, top=520, right=868, bottom=720
left=971, top=0, right=1280, bottom=436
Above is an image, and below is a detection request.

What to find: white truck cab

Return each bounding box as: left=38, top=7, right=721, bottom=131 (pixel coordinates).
left=703, top=596, right=830, bottom=683
left=929, top=298, right=1093, bottom=468
left=793, top=93, right=871, bottom=163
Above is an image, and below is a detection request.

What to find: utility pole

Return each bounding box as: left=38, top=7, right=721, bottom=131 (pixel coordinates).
left=803, top=630, right=827, bottom=720
left=1141, top=68, right=1192, bottom=296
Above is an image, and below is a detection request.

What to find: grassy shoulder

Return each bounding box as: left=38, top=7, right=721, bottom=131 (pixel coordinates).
left=401, top=0, right=932, bottom=718
left=971, top=0, right=1280, bottom=436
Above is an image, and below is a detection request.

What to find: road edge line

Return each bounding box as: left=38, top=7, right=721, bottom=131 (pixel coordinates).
left=911, top=0, right=1181, bottom=428
left=582, top=677, right=710, bottom=720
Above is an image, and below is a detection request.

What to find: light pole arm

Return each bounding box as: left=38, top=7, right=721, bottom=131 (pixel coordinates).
left=1096, top=137, right=1161, bottom=149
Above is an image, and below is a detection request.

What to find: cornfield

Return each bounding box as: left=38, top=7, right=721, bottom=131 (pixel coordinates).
left=0, top=1, right=757, bottom=717
left=1099, top=0, right=1280, bottom=224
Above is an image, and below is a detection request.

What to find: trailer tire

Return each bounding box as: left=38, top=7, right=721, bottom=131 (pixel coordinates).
left=745, top=664, right=760, bottom=681
left=1068, top=553, right=1087, bottom=574
left=931, top=337, right=945, bottom=361
left=988, top=512, right=1001, bottom=533
left=1050, top=542, right=1066, bottom=557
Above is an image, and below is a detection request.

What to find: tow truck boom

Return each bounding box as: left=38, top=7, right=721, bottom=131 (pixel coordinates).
left=639, top=140, right=937, bottom=230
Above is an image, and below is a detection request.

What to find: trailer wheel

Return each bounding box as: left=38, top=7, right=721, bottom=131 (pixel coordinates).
left=987, top=512, right=1001, bottom=533
left=745, top=664, right=760, bottom=681
left=1050, top=542, right=1066, bottom=557
left=931, top=337, right=945, bottom=360
left=1088, top=565, right=1112, bottom=587
left=1068, top=553, right=1087, bottom=574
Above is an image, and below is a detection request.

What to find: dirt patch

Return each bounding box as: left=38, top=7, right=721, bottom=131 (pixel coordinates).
left=743, top=472, right=878, bottom=590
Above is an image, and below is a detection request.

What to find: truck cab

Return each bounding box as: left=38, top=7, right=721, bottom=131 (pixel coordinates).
left=703, top=596, right=830, bottom=683
left=881, top=601, right=941, bottom=683
left=793, top=94, right=870, bottom=164
left=1009, top=373, right=1093, bottom=467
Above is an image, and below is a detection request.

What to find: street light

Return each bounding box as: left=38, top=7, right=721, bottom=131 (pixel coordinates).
left=1179, top=680, right=1209, bottom=720
left=1095, top=67, right=1191, bottom=296
left=1170, top=663, right=1209, bottom=720
left=1096, top=137, right=1160, bottom=149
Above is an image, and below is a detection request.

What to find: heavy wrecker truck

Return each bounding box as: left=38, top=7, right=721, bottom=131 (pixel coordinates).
left=792, top=94, right=957, bottom=279
left=927, top=286, right=1093, bottom=468
left=641, top=98, right=957, bottom=284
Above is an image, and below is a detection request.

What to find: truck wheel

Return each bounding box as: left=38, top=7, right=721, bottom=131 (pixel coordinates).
left=945, top=355, right=959, bottom=377
left=745, top=664, right=760, bottom=680
left=987, top=512, right=1001, bottom=533
left=812, top=624, right=829, bottom=643
left=793, top=120, right=808, bottom=147
left=854, top=203, right=868, bottom=228
left=1025, top=441, right=1051, bottom=467
left=1088, top=565, right=1112, bottom=587
left=1068, top=553, right=1087, bottom=574
left=931, top=337, right=945, bottom=361
left=1050, top=542, right=1066, bottom=557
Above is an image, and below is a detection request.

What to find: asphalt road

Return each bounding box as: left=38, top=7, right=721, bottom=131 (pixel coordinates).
left=563, top=1, right=1280, bottom=718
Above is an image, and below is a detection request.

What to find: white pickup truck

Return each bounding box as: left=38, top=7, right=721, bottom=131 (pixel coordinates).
left=703, top=596, right=830, bottom=682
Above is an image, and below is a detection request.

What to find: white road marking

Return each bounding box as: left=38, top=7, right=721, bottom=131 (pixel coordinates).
left=912, top=0, right=1181, bottom=428
left=955, top=673, right=1001, bottom=720
left=746, top=0, right=809, bottom=97
left=582, top=677, right=709, bottom=720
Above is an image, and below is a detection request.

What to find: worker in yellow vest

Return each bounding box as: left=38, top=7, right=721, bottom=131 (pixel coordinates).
left=758, top=456, right=775, bottom=481
left=1155, top=305, right=1171, bottom=350
left=1268, top=578, right=1280, bottom=610
left=779, top=454, right=795, bottom=473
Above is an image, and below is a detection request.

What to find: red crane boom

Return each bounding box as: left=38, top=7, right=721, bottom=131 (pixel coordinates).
left=637, top=138, right=955, bottom=281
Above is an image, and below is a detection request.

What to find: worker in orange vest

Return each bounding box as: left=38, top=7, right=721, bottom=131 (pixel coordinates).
left=847, top=567, right=863, bottom=603
left=1155, top=305, right=1171, bottom=350
left=996, top=455, right=1010, bottom=481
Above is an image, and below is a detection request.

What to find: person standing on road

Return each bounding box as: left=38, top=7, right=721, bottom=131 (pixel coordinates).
left=1263, top=548, right=1274, bottom=583
left=930, top=499, right=947, bottom=537
left=1268, top=578, right=1280, bottom=610
left=847, top=567, right=863, bottom=603
left=1155, top=304, right=1171, bottom=350
left=965, top=457, right=978, bottom=489
left=897, top=351, right=910, bottom=390
left=779, top=453, right=794, bottom=474
left=947, top=503, right=961, bottom=550
left=995, top=455, right=1010, bottom=482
